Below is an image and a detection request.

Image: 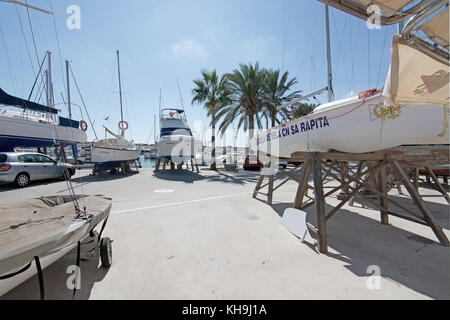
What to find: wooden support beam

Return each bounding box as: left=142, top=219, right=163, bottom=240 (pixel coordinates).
left=253, top=175, right=265, bottom=199
left=341, top=171, right=426, bottom=222
left=325, top=183, right=364, bottom=222
left=391, top=160, right=450, bottom=246
left=425, top=167, right=450, bottom=204
left=312, top=153, right=327, bottom=253
left=378, top=165, right=389, bottom=225
left=413, top=168, right=419, bottom=191
left=349, top=161, right=364, bottom=206
left=294, top=160, right=311, bottom=209
left=267, top=175, right=274, bottom=205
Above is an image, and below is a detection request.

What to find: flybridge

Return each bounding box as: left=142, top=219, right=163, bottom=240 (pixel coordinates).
left=256, top=116, right=330, bottom=145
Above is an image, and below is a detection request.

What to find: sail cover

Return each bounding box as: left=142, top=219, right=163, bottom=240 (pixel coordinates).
left=0, top=88, right=58, bottom=114
left=383, top=36, right=449, bottom=107
left=418, top=7, right=449, bottom=48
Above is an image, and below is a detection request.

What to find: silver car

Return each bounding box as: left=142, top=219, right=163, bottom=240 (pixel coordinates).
left=0, top=152, right=75, bottom=188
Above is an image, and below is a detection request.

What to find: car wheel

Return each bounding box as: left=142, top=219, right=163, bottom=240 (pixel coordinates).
left=15, top=173, right=30, bottom=188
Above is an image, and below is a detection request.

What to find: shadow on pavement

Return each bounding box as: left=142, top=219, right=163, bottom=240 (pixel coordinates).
left=268, top=201, right=450, bottom=299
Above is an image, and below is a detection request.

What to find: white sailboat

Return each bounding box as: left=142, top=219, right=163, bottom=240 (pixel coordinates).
left=0, top=52, right=87, bottom=153
left=87, top=50, right=141, bottom=173
left=251, top=1, right=449, bottom=158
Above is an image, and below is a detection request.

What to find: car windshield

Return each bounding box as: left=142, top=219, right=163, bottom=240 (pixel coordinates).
left=0, top=154, right=6, bottom=163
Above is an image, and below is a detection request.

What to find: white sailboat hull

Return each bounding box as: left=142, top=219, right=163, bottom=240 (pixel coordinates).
left=252, top=94, right=449, bottom=158
left=0, top=115, right=87, bottom=150
left=90, top=145, right=141, bottom=163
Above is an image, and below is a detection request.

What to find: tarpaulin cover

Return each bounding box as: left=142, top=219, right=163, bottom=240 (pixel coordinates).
left=383, top=36, right=449, bottom=107
left=0, top=88, right=58, bottom=114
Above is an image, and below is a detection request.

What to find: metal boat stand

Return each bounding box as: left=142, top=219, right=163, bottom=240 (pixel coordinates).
left=154, top=158, right=199, bottom=174
left=253, top=146, right=450, bottom=253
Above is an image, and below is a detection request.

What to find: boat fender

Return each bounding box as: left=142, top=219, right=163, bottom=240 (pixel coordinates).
left=359, top=88, right=377, bottom=100
left=80, top=120, right=88, bottom=131
left=118, top=120, right=129, bottom=131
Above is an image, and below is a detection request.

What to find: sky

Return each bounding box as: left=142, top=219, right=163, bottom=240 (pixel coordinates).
left=0, top=0, right=398, bottom=146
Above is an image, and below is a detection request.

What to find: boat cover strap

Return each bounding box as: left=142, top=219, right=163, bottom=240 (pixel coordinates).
left=34, top=256, right=44, bottom=300
left=72, top=241, right=81, bottom=300
left=97, top=215, right=109, bottom=242
left=0, top=261, right=32, bottom=280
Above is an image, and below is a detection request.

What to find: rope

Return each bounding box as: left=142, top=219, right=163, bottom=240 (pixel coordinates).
left=15, top=5, right=36, bottom=77
left=331, top=11, right=351, bottom=92
left=367, top=28, right=371, bottom=88
left=48, top=0, right=66, bottom=102
left=376, top=28, right=389, bottom=88
left=69, top=65, right=98, bottom=140
left=24, top=0, right=41, bottom=68
left=0, top=23, right=19, bottom=95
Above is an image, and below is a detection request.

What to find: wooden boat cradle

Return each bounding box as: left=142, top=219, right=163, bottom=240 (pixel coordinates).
left=253, top=145, right=450, bottom=253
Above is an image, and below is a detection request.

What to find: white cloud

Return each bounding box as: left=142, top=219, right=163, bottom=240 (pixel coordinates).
left=171, top=39, right=207, bottom=59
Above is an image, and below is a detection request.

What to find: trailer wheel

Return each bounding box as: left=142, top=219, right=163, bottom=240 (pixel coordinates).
left=100, top=237, right=112, bottom=268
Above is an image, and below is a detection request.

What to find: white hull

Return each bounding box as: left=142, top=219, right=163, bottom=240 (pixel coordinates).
left=0, top=115, right=86, bottom=145
left=252, top=94, right=449, bottom=158
left=157, top=135, right=196, bottom=164
left=90, top=144, right=141, bottom=163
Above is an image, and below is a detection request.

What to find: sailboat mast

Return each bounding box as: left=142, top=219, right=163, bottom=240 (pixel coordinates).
left=66, top=60, right=72, bottom=120
left=325, top=4, right=334, bottom=102
left=45, top=51, right=55, bottom=111
left=117, top=50, right=125, bottom=137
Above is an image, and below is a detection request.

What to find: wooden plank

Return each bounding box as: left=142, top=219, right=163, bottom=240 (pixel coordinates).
left=425, top=167, right=450, bottom=204
left=294, top=160, right=311, bottom=209
left=325, top=183, right=363, bottom=222
left=312, top=153, right=328, bottom=253
left=349, top=161, right=364, bottom=206
left=346, top=172, right=426, bottom=222
left=391, top=160, right=450, bottom=246
left=253, top=175, right=265, bottom=198
left=267, top=175, right=274, bottom=205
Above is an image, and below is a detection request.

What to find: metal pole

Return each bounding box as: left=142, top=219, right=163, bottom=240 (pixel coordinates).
left=398, top=20, right=404, bottom=34
left=325, top=4, right=334, bottom=102
left=47, top=51, right=52, bottom=108
left=45, top=70, right=50, bottom=109
left=66, top=60, right=72, bottom=120
left=117, top=50, right=124, bottom=137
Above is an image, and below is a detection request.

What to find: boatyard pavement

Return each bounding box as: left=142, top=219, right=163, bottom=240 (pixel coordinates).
left=1, top=168, right=449, bottom=300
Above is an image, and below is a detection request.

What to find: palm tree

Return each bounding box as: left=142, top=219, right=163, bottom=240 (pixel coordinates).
left=280, top=102, right=317, bottom=121
left=216, top=63, right=267, bottom=144
left=262, top=69, right=299, bottom=128
left=192, top=70, right=231, bottom=170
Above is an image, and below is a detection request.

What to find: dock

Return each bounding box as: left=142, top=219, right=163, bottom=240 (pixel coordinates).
left=0, top=167, right=449, bottom=300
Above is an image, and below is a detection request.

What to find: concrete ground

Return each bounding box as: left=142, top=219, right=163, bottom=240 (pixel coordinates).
left=0, top=167, right=449, bottom=300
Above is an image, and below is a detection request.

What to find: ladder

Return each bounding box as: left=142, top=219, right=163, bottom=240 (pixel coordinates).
left=83, top=144, right=92, bottom=163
